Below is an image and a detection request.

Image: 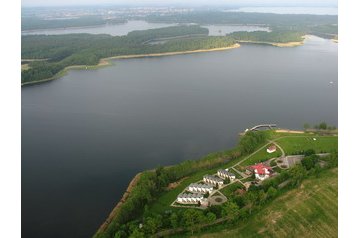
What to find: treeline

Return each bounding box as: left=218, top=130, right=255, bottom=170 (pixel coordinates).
left=22, top=16, right=126, bottom=31
left=126, top=25, right=209, bottom=43
left=145, top=11, right=337, bottom=27
left=145, top=11, right=337, bottom=39
left=102, top=150, right=338, bottom=238
left=228, top=30, right=305, bottom=43
left=237, top=130, right=268, bottom=155
left=93, top=131, right=268, bottom=238
left=304, top=122, right=337, bottom=131
left=21, top=26, right=236, bottom=84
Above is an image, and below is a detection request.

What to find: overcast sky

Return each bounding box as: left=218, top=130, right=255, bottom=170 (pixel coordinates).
left=22, top=0, right=338, bottom=7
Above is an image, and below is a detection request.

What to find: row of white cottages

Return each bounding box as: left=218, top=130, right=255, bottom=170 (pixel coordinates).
left=176, top=169, right=236, bottom=205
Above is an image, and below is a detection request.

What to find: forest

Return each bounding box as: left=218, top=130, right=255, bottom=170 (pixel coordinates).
left=22, top=16, right=126, bottom=31
left=228, top=30, right=305, bottom=43
left=145, top=11, right=337, bottom=39
left=21, top=25, right=236, bottom=84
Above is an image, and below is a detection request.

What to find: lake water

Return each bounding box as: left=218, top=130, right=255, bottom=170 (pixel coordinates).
left=21, top=20, right=270, bottom=36
left=205, top=24, right=270, bottom=36
left=227, top=7, right=338, bottom=15
left=22, top=36, right=337, bottom=238
left=21, top=20, right=177, bottom=36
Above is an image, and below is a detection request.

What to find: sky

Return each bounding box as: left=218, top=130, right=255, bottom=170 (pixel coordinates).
left=22, top=0, right=338, bottom=7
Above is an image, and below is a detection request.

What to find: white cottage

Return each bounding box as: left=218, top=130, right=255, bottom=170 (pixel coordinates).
left=187, top=183, right=214, bottom=194
left=176, top=193, right=204, bottom=204
left=203, top=175, right=224, bottom=187
left=217, top=169, right=236, bottom=181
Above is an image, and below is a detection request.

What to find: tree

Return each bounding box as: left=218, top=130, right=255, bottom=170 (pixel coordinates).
left=206, top=212, right=217, bottom=223
left=129, top=229, right=145, bottom=238
left=243, top=192, right=258, bottom=214
left=304, top=149, right=316, bottom=157
left=303, top=123, right=310, bottom=130
left=267, top=186, right=277, bottom=199
left=182, top=209, right=205, bottom=234
left=319, top=122, right=327, bottom=130
left=143, top=215, right=162, bottom=234
left=301, top=155, right=318, bottom=170
left=169, top=212, right=179, bottom=228
left=221, top=201, right=240, bottom=220
left=290, top=165, right=308, bottom=187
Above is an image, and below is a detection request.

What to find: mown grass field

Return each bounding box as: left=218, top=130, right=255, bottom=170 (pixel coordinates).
left=275, top=136, right=338, bottom=155
left=241, top=146, right=282, bottom=166
left=194, top=168, right=338, bottom=238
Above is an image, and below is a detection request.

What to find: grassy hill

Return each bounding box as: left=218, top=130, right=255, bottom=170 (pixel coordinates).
left=193, top=168, right=338, bottom=238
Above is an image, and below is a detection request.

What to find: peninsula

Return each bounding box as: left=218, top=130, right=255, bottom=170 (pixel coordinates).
left=94, top=124, right=338, bottom=238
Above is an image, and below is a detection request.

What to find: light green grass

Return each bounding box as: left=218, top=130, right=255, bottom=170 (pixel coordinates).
left=194, top=168, right=338, bottom=238
left=241, top=146, right=281, bottom=167
left=275, top=136, right=338, bottom=155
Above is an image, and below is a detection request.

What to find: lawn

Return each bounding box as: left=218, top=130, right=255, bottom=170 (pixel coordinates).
left=275, top=136, right=338, bottom=155
left=240, top=146, right=282, bottom=167
left=194, top=168, right=338, bottom=238
left=220, top=182, right=244, bottom=198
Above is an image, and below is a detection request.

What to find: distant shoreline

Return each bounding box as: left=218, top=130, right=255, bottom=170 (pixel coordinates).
left=21, top=43, right=241, bottom=86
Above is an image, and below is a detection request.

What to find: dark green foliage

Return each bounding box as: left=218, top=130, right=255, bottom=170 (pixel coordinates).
left=319, top=122, right=328, bottom=130
left=238, top=131, right=268, bottom=155
left=145, top=11, right=337, bottom=27
left=229, top=30, right=305, bottom=43
left=304, top=149, right=316, bottom=157
left=22, top=16, right=126, bottom=31
left=301, top=155, right=319, bottom=170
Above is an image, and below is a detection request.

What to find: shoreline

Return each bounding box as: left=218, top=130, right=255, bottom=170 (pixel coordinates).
left=96, top=172, right=143, bottom=234
left=237, top=40, right=304, bottom=47
left=21, top=44, right=240, bottom=86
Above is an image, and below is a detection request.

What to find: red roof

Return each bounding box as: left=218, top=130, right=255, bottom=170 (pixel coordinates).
left=250, top=163, right=272, bottom=175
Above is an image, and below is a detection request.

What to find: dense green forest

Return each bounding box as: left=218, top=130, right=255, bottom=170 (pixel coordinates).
left=22, top=16, right=126, bottom=31
left=21, top=25, right=235, bottom=84
left=228, top=31, right=305, bottom=43
left=145, top=11, right=337, bottom=39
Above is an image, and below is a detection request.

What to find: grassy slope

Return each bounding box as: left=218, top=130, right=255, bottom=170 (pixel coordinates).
left=275, top=136, right=338, bottom=155
left=195, top=168, right=338, bottom=238
left=241, top=146, right=281, bottom=166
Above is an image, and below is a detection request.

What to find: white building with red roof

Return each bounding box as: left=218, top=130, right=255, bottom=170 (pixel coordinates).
left=249, top=163, right=273, bottom=181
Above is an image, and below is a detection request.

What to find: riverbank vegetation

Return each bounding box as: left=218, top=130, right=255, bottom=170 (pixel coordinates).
left=93, top=130, right=337, bottom=238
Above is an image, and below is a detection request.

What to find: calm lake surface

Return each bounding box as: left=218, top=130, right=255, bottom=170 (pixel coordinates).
left=228, top=7, right=338, bottom=15
left=21, top=20, right=269, bottom=36
left=22, top=36, right=337, bottom=238
left=21, top=20, right=177, bottom=36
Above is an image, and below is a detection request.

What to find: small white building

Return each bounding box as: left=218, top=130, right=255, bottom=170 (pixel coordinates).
left=176, top=193, right=204, bottom=204
left=266, top=144, right=277, bottom=154
left=203, top=175, right=224, bottom=187
left=187, top=183, right=214, bottom=194
left=217, top=169, right=236, bottom=181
